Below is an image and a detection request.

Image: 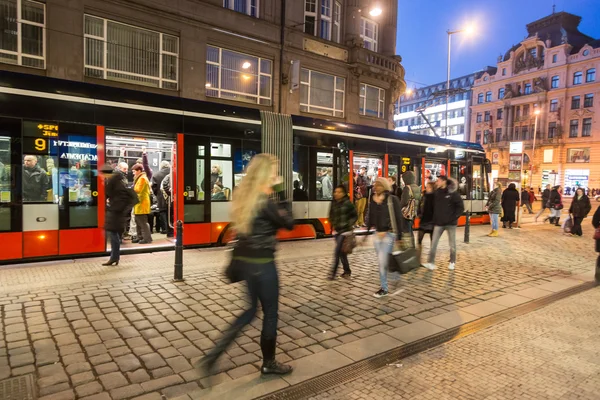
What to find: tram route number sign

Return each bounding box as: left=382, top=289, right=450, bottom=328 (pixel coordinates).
left=401, top=157, right=411, bottom=173
left=23, top=121, right=59, bottom=155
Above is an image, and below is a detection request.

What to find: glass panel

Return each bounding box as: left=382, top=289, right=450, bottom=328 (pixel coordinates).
left=22, top=0, right=44, bottom=23
left=260, top=59, right=272, bottom=74
left=21, top=24, right=43, bottom=56
left=471, top=161, right=484, bottom=200
left=196, top=158, right=205, bottom=200
left=293, top=145, right=309, bottom=200
left=259, top=75, right=271, bottom=98
left=85, top=15, right=104, bottom=37
left=206, top=63, right=219, bottom=91
left=22, top=121, right=59, bottom=203
left=162, top=35, right=178, bottom=53
left=424, top=162, right=446, bottom=184
left=353, top=155, right=382, bottom=188
left=210, top=143, right=231, bottom=158
left=206, top=46, right=219, bottom=63
left=209, top=160, right=232, bottom=201
left=310, top=72, right=334, bottom=109
left=305, top=15, right=316, bottom=35
left=57, top=135, right=97, bottom=205
left=365, top=85, right=379, bottom=117
left=0, top=0, right=18, bottom=53
left=0, top=136, right=11, bottom=207
left=184, top=203, right=205, bottom=223
left=162, top=54, right=177, bottom=80
left=107, top=21, right=160, bottom=78
left=85, top=38, right=104, bottom=68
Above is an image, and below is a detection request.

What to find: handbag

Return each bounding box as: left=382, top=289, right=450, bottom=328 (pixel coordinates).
left=401, top=186, right=416, bottom=220
left=554, top=203, right=564, bottom=210
left=341, top=232, right=357, bottom=254
left=594, top=227, right=600, bottom=240
left=387, top=197, right=418, bottom=273
left=224, top=247, right=244, bottom=283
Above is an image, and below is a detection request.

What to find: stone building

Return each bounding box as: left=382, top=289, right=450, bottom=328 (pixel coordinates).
left=0, top=0, right=405, bottom=129
left=470, top=11, right=600, bottom=192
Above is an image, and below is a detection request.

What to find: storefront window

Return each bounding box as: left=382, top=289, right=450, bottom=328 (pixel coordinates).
left=567, top=148, right=590, bottom=163
left=316, top=152, right=333, bottom=200
left=564, top=169, right=589, bottom=189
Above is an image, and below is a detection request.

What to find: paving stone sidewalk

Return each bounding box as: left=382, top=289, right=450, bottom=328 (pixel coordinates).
left=311, top=287, right=600, bottom=400
left=0, top=224, right=596, bottom=400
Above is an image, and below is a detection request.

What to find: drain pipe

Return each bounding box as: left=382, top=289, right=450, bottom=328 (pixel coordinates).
left=279, top=0, right=286, bottom=113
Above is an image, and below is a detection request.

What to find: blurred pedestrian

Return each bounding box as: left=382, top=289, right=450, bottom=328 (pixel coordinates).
left=354, top=167, right=368, bottom=227
left=592, top=205, right=600, bottom=282
left=501, top=183, right=520, bottom=229
left=548, top=185, right=563, bottom=226
left=195, top=154, right=294, bottom=376
left=424, top=176, right=464, bottom=271
left=486, top=182, right=502, bottom=237
left=535, top=184, right=552, bottom=222
left=569, top=188, right=591, bottom=236
left=364, top=177, right=403, bottom=298
left=399, top=170, right=421, bottom=247
left=132, top=164, right=153, bottom=244
left=521, top=186, right=533, bottom=214
left=417, top=182, right=435, bottom=263
left=329, top=185, right=357, bottom=279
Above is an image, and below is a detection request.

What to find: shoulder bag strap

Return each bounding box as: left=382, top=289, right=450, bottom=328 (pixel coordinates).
left=388, top=195, right=399, bottom=234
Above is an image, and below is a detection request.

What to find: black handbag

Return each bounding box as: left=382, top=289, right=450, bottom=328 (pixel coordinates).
left=341, top=233, right=357, bottom=254
left=224, top=248, right=244, bottom=283
left=388, top=248, right=420, bottom=274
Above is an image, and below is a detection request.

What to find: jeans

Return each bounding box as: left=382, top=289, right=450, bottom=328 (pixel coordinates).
left=401, top=217, right=416, bottom=247
left=355, top=198, right=367, bottom=226
left=490, top=213, right=499, bottom=230
left=428, top=225, right=457, bottom=264
left=128, top=208, right=136, bottom=236
left=207, top=261, right=280, bottom=361
left=331, top=234, right=351, bottom=277
left=523, top=202, right=533, bottom=213
left=107, top=230, right=121, bottom=262
left=373, top=232, right=395, bottom=292
left=572, top=216, right=584, bottom=236
left=535, top=206, right=548, bottom=219
left=135, top=214, right=153, bottom=243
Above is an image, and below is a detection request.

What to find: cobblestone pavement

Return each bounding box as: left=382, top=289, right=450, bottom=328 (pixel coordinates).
left=0, top=223, right=596, bottom=400
left=311, top=287, right=600, bottom=400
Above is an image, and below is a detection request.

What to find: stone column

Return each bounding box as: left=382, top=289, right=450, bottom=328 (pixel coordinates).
left=502, top=105, right=510, bottom=140
left=46, top=0, right=84, bottom=81
left=507, top=106, right=514, bottom=141
left=380, top=0, right=398, bottom=57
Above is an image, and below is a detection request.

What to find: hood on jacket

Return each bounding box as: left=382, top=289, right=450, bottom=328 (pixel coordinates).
left=445, top=177, right=458, bottom=193
left=402, top=170, right=416, bottom=185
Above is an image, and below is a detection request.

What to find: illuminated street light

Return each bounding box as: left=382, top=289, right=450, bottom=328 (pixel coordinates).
left=242, top=62, right=251, bottom=69
left=369, top=3, right=382, bottom=16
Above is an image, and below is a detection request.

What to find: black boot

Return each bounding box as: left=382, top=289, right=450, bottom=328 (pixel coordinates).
left=548, top=217, right=554, bottom=224
left=595, top=256, right=600, bottom=283
left=555, top=218, right=561, bottom=226
left=502, top=222, right=507, bottom=229
left=260, top=336, right=292, bottom=375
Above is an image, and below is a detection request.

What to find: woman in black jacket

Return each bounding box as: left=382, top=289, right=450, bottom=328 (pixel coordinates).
left=417, top=182, right=435, bottom=264
left=365, top=177, right=403, bottom=298
left=548, top=185, right=563, bottom=226
left=329, top=185, right=358, bottom=279
left=102, top=164, right=135, bottom=266
left=569, top=188, right=591, bottom=236
left=195, top=154, right=294, bottom=376
left=501, top=183, right=520, bottom=229
left=592, top=206, right=600, bottom=282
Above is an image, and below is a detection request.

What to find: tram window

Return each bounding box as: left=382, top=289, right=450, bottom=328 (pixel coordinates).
left=0, top=136, right=11, bottom=231
left=211, top=143, right=231, bottom=158
left=388, top=164, right=399, bottom=185
left=293, top=145, right=309, bottom=201
left=196, top=159, right=206, bottom=200
left=353, top=155, right=382, bottom=188
left=208, top=160, right=233, bottom=201
left=316, top=152, right=333, bottom=201
left=471, top=160, right=488, bottom=200
left=424, top=162, right=446, bottom=184
left=23, top=155, right=59, bottom=203
left=234, top=148, right=258, bottom=187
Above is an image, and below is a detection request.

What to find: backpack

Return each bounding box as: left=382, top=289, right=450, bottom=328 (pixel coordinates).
left=401, top=185, right=416, bottom=220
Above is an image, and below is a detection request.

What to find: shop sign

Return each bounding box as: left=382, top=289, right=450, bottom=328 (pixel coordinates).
left=492, top=152, right=499, bottom=164
left=410, top=121, right=440, bottom=131
left=509, top=141, right=523, bottom=154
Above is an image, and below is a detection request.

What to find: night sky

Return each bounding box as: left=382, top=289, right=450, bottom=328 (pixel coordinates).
left=396, top=0, right=600, bottom=89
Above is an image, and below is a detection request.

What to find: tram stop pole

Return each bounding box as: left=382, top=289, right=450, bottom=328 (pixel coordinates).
left=463, top=211, right=470, bottom=243
left=174, top=220, right=184, bottom=282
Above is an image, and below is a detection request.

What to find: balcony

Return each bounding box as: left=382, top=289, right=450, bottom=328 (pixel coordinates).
left=349, top=47, right=405, bottom=84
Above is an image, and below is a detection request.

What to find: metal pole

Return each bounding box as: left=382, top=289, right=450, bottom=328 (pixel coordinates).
left=464, top=211, right=470, bottom=243
left=530, top=114, right=538, bottom=188
left=517, top=151, right=524, bottom=228
left=445, top=31, right=451, bottom=137
left=174, top=220, right=183, bottom=281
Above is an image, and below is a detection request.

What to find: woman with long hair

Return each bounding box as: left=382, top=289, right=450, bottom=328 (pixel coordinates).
left=569, top=188, right=591, bottom=236
left=548, top=185, right=563, bottom=226
left=195, top=154, right=294, bottom=376
left=365, top=177, right=403, bottom=298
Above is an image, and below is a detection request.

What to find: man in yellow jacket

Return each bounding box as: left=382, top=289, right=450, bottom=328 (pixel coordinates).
left=132, top=164, right=153, bottom=244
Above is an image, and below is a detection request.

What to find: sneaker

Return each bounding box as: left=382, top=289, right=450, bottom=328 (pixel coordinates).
left=340, top=272, right=352, bottom=279
left=261, top=360, right=293, bottom=375
left=423, top=263, right=436, bottom=270
left=449, top=262, right=456, bottom=270
left=373, top=288, right=388, bottom=298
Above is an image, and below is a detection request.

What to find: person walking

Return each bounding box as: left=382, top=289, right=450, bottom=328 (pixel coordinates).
left=329, top=185, right=358, bottom=279
left=399, top=170, right=421, bottom=247
left=195, top=154, right=294, bottom=376
left=548, top=185, right=563, bottom=226
left=417, top=182, right=435, bottom=263
left=364, top=177, right=403, bottom=298
left=535, top=184, right=552, bottom=222
left=501, top=183, right=520, bottom=229
left=354, top=167, right=368, bottom=227
left=569, top=188, right=591, bottom=237
left=486, top=182, right=502, bottom=237
left=101, top=164, right=136, bottom=266
left=423, top=176, right=464, bottom=271
left=592, top=205, right=600, bottom=282
left=160, top=173, right=174, bottom=238
left=151, top=160, right=171, bottom=235
left=521, top=186, right=533, bottom=214
left=132, top=164, right=153, bottom=244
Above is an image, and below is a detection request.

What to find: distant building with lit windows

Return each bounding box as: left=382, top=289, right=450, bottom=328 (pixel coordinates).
left=470, top=11, right=600, bottom=192
left=393, top=71, right=493, bottom=142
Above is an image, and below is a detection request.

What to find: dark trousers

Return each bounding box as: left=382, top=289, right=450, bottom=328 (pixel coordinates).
left=108, top=230, right=121, bottom=262
left=148, top=213, right=155, bottom=233
left=331, top=234, right=351, bottom=277
left=572, top=216, right=584, bottom=236
left=135, top=214, right=153, bottom=243
left=418, top=230, right=433, bottom=246
left=401, top=217, right=416, bottom=247
left=159, top=210, right=173, bottom=235
left=206, top=262, right=279, bottom=361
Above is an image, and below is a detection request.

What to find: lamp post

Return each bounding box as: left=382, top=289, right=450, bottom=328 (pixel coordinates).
left=445, top=26, right=473, bottom=136
left=529, top=109, right=541, bottom=188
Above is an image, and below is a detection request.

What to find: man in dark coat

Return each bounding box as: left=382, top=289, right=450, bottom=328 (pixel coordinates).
left=161, top=173, right=174, bottom=238
left=535, top=184, right=552, bottom=222
left=152, top=161, right=171, bottom=234
left=521, top=187, right=533, bottom=214
left=501, top=183, right=520, bottom=228
left=103, top=164, right=136, bottom=265
left=592, top=206, right=600, bottom=282
left=23, top=155, right=49, bottom=201
left=424, top=176, right=464, bottom=271
left=569, top=188, right=591, bottom=236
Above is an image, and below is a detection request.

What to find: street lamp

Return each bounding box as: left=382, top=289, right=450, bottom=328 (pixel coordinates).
left=369, top=2, right=382, bottom=16
left=529, top=109, right=541, bottom=187
left=445, top=26, right=474, bottom=136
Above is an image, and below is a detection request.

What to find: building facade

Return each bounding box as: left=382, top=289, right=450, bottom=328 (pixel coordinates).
left=0, top=0, right=405, bottom=129
left=393, top=72, right=487, bottom=142
left=470, top=12, right=600, bottom=192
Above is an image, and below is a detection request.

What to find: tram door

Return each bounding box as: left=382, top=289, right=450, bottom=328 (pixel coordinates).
left=104, top=132, right=176, bottom=251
